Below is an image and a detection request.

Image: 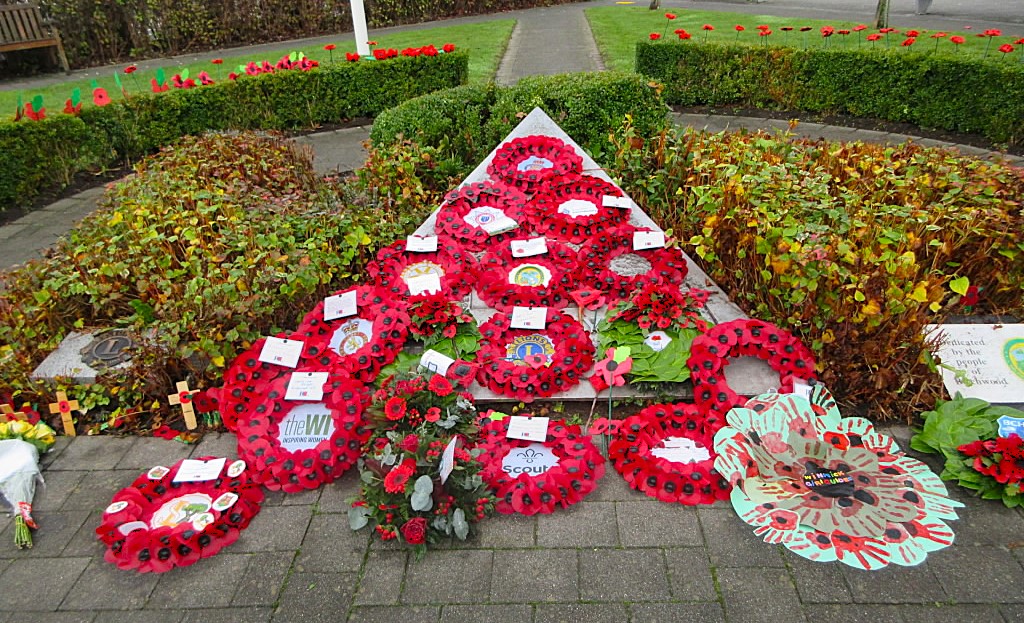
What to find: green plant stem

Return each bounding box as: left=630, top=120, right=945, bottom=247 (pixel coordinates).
left=14, top=516, right=32, bottom=549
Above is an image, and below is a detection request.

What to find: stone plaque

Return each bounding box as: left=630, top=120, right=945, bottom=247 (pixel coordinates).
left=926, top=324, right=1024, bottom=403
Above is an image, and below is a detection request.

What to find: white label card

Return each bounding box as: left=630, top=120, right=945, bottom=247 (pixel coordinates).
left=258, top=336, right=304, bottom=368
left=602, top=195, right=632, bottom=209
left=173, top=458, right=227, bottom=483
left=792, top=379, right=814, bottom=400
left=407, top=273, right=442, bottom=296
left=285, top=371, right=329, bottom=401
left=511, top=306, right=547, bottom=330
left=323, top=290, right=358, bottom=321
left=439, top=437, right=458, bottom=484
left=511, top=237, right=548, bottom=258
left=506, top=416, right=550, bottom=442
left=481, top=214, right=518, bottom=235
left=406, top=235, right=439, bottom=252
left=420, top=349, right=456, bottom=376
left=633, top=230, right=666, bottom=251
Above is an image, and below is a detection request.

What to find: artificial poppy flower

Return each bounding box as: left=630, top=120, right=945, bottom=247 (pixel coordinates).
left=677, top=30, right=692, bottom=40
left=999, top=43, right=1014, bottom=54
left=800, top=26, right=812, bottom=32
left=486, top=135, right=583, bottom=192
left=867, top=33, right=882, bottom=42
left=197, top=71, right=214, bottom=85
left=435, top=180, right=531, bottom=252
left=852, top=24, right=867, bottom=32
left=428, top=374, right=453, bottom=397
left=324, top=43, right=337, bottom=51
left=950, top=35, right=965, bottom=44
left=905, top=29, right=920, bottom=37
left=983, top=28, right=1002, bottom=37
left=576, top=226, right=688, bottom=304
left=475, top=238, right=578, bottom=310
left=569, top=288, right=606, bottom=311
left=123, top=65, right=137, bottom=74
left=703, top=24, right=714, bottom=31
left=962, top=285, right=979, bottom=307
left=228, top=72, right=239, bottom=80
left=212, top=58, right=223, bottom=64
left=665, top=13, right=676, bottom=20
left=527, top=176, right=630, bottom=244
left=366, top=238, right=477, bottom=299
left=821, top=26, right=834, bottom=37
left=385, top=396, right=407, bottom=421
left=62, top=99, right=82, bottom=115
left=734, top=25, right=745, bottom=32
left=902, top=37, right=916, bottom=46
left=443, top=43, right=455, bottom=53
left=421, top=44, right=438, bottom=56
left=425, top=407, right=441, bottom=422
left=589, top=347, right=632, bottom=392
left=23, top=102, right=44, bottom=121
left=649, top=33, right=661, bottom=40
left=346, top=52, right=360, bottom=61
left=93, top=87, right=112, bottom=106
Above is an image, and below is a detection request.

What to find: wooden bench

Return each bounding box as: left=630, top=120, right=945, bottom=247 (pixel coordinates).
left=0, top=3, right=70, bottom=74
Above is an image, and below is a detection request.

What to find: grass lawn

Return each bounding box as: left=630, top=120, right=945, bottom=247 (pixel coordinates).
left=586, top=6, right=1023, bottom=73
left=0, top=20, right=514, bottom=114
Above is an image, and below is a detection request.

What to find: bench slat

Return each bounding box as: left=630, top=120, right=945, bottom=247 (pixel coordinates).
left=0, top=4, right=70, bottom=73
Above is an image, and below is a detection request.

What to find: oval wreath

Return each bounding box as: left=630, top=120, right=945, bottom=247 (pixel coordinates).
left=235, top=372, right=371, bottom=492
left=477, top=415, right=605, bottom=515
left=96, top=456, right=264, bottom=573
left=366, top=238, right=477, bottom=300
left=475, top=238, right=580, bottom=310
left=608, top=403, right=731, bottom=505
left=435, top=181, right=530, bottom=252
left=475, top=309, right=595, bottom=402
left=528, top=176, right=630, bottom=244
left=687, top=319, right=817, bottom=426
left=486, top=134, right=583, bottom=191
left=296, top=285, right=410, bottom=383
left=576, top=226, right=688, bottom=304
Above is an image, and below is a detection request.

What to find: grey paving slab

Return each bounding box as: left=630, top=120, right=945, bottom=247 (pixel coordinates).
left=617, top=501, right=703, bottom=547
left=588, top=471, right=648, bottom=502
left=10, top=613, right=96, bottom=623
left=348, top=605, right=440, bottom=623
left=231, top=551, right=294, bottom=607
left=272, top=571, right=357, bottom=623
left=59, top=469, right=139, bottom=511
left=929, top=545, right=1024, bottom=603
left=60, top=510, right=103, bottom=557
left=664, top=547, right=718, bottom=602
left=801, top=604, right=903, bottom=623
left=189, top=432, right=238, bottom=460
left=898, top=604, right=1005, bottom=623
left=61, top=557, right=158, bottom=610
left=697, top=507, right=786, bottom=567
left=90, top=611, right=184, bottom=623
left=536, top=501, right=618, bottom=548
left=579, top=548, right=671, bottom=602
left=51, top=437, right=136, bottom=471
left=472, top=513, right=536, bottom=548
left=949, top=494, right=1024, bottom=547
left=353, top=550, right=408, bottom=606
left=783, top=550, right=853, bottom=604
left=1001, top=605, right=1024, bottom=622
left=318, top=469, right=361, bottom=513
left=40, top=436, right=73, bottom=468
left=401, top=550, right=493, bottom=605
left=115, top=438, right=193, bottom=470
left=147, top=553, right=251, bottom=609
left=630, top=602, right=727, bottom=623
left=0, top=509, right=90, bottom=559
left=262, top=487, right=322, bottom=507
left=490, top=549, right=579, bottom=603
left=34, top=469, right=86, bottom=511
left=495, top=5, right=602, bottom=85
left=717, top=566, right=807, bottom=623
left=440, top=604, right=533, bottom=623
left=232, top=505, right=312, bottom=553
left=294, top=512, right=368, bottom=573
left=180, top=608, right=273, bottom=623
left=840, top=562, right=947, bottom=604
left=0, top=555, right=90, bottom=611
left=534, top=603, right=629, bottom=623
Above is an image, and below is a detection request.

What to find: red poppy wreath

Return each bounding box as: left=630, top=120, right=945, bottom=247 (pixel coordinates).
left=435, top=181, right=530, bottom=252
left=528, top=177, right=630, bottom=244
left=576, top=226, right=688, bottom=304
left=475, top=238, right=579, bottom=310
left=475, top=309, right=595, bottom=402
left=687, top=318, right=817, bottom=426
left=486, top=135, right=583, bottom=191
left=96, top=456, right=263, bottom=573
left=608, top=403, right=731, bottom=505
left=477, top=415, right=605, bottom=515
left=366, top=238, right=477, bottom=299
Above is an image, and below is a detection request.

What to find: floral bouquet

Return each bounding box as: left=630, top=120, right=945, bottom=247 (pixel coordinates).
left=377, top=292, right=480, bottom=381
left=0, top=409, right=57, bottom=548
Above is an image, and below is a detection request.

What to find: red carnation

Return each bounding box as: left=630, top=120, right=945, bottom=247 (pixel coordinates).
left=428, top=374, right=453, bottom=397
left=384, top=396, right=407, bottom=421
left=400, top=517, right=428, bottom=544
left=443, top=43, right=455, bottom=53
left=400, top=434, right=419, bottom=454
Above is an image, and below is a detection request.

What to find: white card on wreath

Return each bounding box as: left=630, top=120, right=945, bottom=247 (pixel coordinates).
left=323, top=290, right=358, bottom=321
left=506, top=416, right=550, bottom=442
left=406, top=235, right=439, bottom=253
left=481, top=214, right=518, bottom=235
left=407, top=273, right=442, bottom=296
left=633, top=230, right=666, bottom=251
left=258, top=336, right=304, bottom=368
left=420, top=349, right=456, bottom=375
left=511, top=306, right=547, bottom=330
left=511, top=237, right=548, bottom=258
left=792, top=379, right=814, bottom=400
left=285, top=371, right=329, bottom=401
left=439, top=437, right=458, bottom=484
left=173, top=458, right=227, bottom=483
left=602, top=195, right=632, bottom=209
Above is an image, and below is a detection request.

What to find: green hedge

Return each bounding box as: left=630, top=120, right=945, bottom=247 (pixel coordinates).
left=0, top=52, right=469, bottom=212
left=636, top=42, right=1024, bottom=147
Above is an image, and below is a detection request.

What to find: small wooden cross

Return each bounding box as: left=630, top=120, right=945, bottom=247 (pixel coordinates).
left=48, top=391, right=79, bottom=436
left=168, top=381, right=197, bottom=430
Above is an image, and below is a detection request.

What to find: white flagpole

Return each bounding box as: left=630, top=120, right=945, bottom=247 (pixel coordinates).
left=351, top=0, right=370, bottom=56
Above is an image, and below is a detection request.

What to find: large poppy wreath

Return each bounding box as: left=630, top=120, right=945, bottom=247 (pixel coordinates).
left=477, top=415, right=605, bottom=515
left=608, top=402, right=731, bottom=505
left=435, top=181, right=530, bottom=252
left=687, top=319, right=817, bottom=424
left=297, top=285, right=410, bottom=383
left=486, top=134, right=583, bottom=191
left=576, top=226, right=688, bottom=304
left=366, top=238, right=477, bottom=300
left=235, top=372, right=370, bottom=492
left=475, top=238, right=580, bottom=310
left=475, top=309, right=595, bottom=402
left=96, top=456, right=263, bottom=573
left=714, top=387, right=963, bottom=571
left=528, top=177, right=630, bottom=244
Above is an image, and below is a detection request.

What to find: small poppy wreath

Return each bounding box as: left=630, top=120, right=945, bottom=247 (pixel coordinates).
left=367, top=238, right=477, bottom=299
left=297, top=285, right=410, bottom=383
left=235, top=372, right=371, bottom=492
left=576, top=226, right=688, bottom=304
left=475, top=309, right=595, bottom=402
left=608, top=403, right=731, bottom=505
left=528, top=177, right=630, bottom=244
left=475, top=238, right=579, bottom=310
left=687, top=319, right=817, bottom=424
left=486, top=135, right=583, bottom=191
left=476, top=415, right=605, bottom=515
left=436, top=181, right=530, bottom=252
left=96, top=456, right=264, bottom=573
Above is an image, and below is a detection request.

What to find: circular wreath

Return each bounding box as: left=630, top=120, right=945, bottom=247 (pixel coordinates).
left=486, top=135, right=583, bottom=191
left=528, top=177, right=630, bottom=244
left=687, top=319, right=817, bottom=426
left=435, top=181, right=530, bottom=252
left=95, top=456, right=264, bottom=573
left=235, top=372, right=371, bottom=492
left=576, top=226, right=688, bottom=304
left=367, top=238, right=477, bottom=299
left=476, top=309, right=595, bottom=402
left=477, top=416, right=605, bottom=515
left=475, top=238, right=580, bottom=310
left=609, top=403, right=730, bottom=505
left=296, top=285, right=410, bottom=383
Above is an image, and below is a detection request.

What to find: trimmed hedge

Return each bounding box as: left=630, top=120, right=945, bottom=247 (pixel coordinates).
left=0, top=52, right=468, bottom=212
left=636, top=42, right=1024, bottom=147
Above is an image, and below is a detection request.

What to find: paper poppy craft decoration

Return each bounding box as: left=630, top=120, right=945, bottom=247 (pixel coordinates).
left=235, top=372, right=370, bottom=492
left=608, top=402, right=731, bottom=505
left=477, top=415, right=605, bottom=515
left=713, top=387, right=963, bottom=570
left=486, top=135, right=583, bottom=191
left=366, top=238, right=477, bottom=299
left=528, top=177, right=630, bottom=244
left=576, top=226, right=688, bottom=304
left=475, top=238, right=579, bottom=310
left=475, top=309, right=595, bottom=401
left=435, top=181, right=530, bottom=252
left=96, top=456, right=264, bottom=573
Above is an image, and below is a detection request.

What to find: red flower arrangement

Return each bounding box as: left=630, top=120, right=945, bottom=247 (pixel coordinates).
left=435, top=181, right=531, bottom=252
left=477, top=415, right=605, bottom=515
left=959, top=435, right=1024, bottom=484
left=96, top=456, right=263, bottom=573
left=475, top=238, right=580, bottom=310
left=404, top=291, right=475, bottom=341
left=527, top=177, right=630, bottom=244
left=576, top=226, right=688, bottom=304
left=475, top=309, right=595, bottom=402
left=486, top=135, right=583, bottom=191
left=606, top=282, right=710, bottom=332
left=443, top=43, right=456, bottom=53
left=608, top=403, right=730, bottom=505
left=366, top=238, right=477, bottom=299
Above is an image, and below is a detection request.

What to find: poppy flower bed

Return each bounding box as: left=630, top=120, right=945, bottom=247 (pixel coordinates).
left=477, top=415, right=604, bottom=515
left=96, top=456, right=264, bottom=573
left=486, top=135, right=583, bottom=191
left=367, top=239, right=477, bottom=299
left=435, top=181, right=531, bottom=252
left=576, top=226, right=688, bottom=303
left=528, top=177, right=630, bottom=244
left=475, top=238, right=580, bottom=310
